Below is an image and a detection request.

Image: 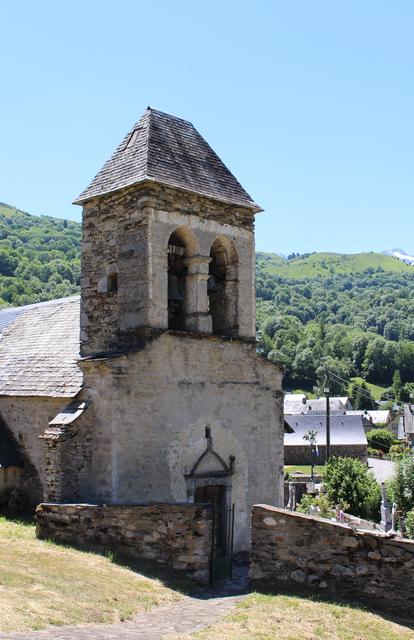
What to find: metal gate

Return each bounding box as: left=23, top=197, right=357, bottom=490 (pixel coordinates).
left=210, top=503, right=235, bottom=583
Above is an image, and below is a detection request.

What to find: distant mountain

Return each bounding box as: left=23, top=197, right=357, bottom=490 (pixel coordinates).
left=383, top=249, right=414, bottom=266
left=1, top=198, right=413, bottom=311
left=256, top=251, right=414, bottom=279
left=256, top=250, right=414, bottom=395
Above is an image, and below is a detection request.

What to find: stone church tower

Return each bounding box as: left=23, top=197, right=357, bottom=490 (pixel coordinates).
left=46, top=108, right=284, bottom=553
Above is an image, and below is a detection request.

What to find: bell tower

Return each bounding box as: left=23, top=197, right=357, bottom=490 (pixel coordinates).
left=74, top=108, right=262, bottom=357
left=58, top=107, right=285, bottom=557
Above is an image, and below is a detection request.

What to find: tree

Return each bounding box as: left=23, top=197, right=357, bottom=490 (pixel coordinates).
left=392, top=369, right=402, bottom=401
left=388, top=457, right=414, bottom=516
left=350, top=381, right=375, bottom=410
left=366, top=428, right=395, bottom=453
left=315, top=357, right=350, bottom=396
left=322, top=457, right=381, bottom=520
left=400, top=383, right=414, bottom=403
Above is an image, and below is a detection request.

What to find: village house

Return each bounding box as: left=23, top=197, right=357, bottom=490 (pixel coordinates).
left=284, top=414, right=368, bottom=464
left=0, top=108, right=285, bottom=557
left=284, top=393, right=353, bottom=415
left=347, top=409, right=400, bottom=436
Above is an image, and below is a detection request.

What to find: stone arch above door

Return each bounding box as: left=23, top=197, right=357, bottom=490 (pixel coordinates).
left=185, top=427, right=235, bottom=506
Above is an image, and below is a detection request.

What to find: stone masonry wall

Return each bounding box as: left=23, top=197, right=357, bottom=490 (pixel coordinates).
left=36, top=502, right=212, bottom=584
left=80, top=182, right=256, bottom=355
left=284, top=444, right=367, bottom=465
left=79, top=332, right=284, bottom=553
left=42, top=402, right=94, bottom=503
left=250, top=505, right=414, bottom=613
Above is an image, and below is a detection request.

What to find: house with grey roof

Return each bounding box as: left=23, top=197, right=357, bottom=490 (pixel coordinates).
left=284, top=414, right=368, bottom=465
left=0, top=107, right=285, bottom=566
left=284, top=393, right=353, bottom=415
left=346, top=409, right=400, bottom=437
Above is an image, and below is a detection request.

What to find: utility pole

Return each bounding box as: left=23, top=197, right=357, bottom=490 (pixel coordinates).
left=324, top=374, right=331, bottom=463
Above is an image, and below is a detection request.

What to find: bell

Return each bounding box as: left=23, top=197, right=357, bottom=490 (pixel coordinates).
left=168, top=274, right=184, bottom=301
left=207, top=275, right=217, bottom=293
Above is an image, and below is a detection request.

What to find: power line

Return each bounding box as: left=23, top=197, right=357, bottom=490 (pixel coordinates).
left=325, top=367, right=396, bottom=403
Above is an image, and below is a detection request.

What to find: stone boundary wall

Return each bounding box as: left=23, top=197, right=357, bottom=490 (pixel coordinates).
left=250, top=504, right=414, bottom=613
left=36, top=502, right=212, bottom=584
left=284, top=444, right=367, bottom=465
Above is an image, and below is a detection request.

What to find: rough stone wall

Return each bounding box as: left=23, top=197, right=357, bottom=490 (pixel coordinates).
left=78, top=332, right=284, bottom=553
left=0, top=396, right=67, bottom=504
left=284, top=444, right=367, bottom=465
left=42, top=402, right=94, bottom=503
left=250, top=505, right=414, bottom=613
left=36, top=502, right=212, bottom=584
left=80, top=182, right=256, bottom=355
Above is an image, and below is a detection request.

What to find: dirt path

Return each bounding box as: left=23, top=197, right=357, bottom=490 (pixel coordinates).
left=0, top=569, right=249, bottom=640
left=0, top=595, right=246, bottom=640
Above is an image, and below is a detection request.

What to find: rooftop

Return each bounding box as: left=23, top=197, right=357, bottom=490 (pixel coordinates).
left=74, top=108, right=261, bottom=211
left=0, top=297, right=81, bottom=398
left=284, top=414, right=367, bottom=446
left=284, top=395, right=352, bottom=415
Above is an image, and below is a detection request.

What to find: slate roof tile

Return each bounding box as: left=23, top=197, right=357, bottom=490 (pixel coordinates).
left=0, top=296, right=81, bottom=398
left=284, top=414, right=367, bottom=446
left=74, top=108, right=261, bottom=211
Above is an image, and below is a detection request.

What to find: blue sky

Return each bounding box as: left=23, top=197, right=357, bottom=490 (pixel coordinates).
left=1, top=1, right=413, bottom=254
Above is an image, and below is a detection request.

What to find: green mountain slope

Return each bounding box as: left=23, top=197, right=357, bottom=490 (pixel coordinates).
left=256, top=251, right=414, bottom=398
left=0, top=202, right=81, bottom=307
left=257, top=251, right=413, bottom=278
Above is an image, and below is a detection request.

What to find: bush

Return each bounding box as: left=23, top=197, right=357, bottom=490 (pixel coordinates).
left=406, top=509, right=414, bottom=538
left=387, top=456, right=414, bottom=516
left=389, top=443, right=411, bottom=461
left=367, top=447, right=383, bottom=458
left=296, top=493, right=335, bottom=519
left=366, top=428, right=395, bottom=453
left=322, top=457, right=381, bottom=521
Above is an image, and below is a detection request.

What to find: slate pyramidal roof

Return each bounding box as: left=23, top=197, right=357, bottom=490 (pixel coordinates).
left=74, top=107, right=262, bottom=211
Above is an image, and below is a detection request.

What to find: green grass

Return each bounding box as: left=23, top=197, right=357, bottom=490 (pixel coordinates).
left=0, top=517, right=180, bottom=632
left=349, top=377, right=387, bottom=401
left=285, top=465, right=324, bottom=476
left=288, top=388, right=317, bottom=399
left=173, top=592, right=414, bottom=639
left=257, top=251, right=413, bottom=279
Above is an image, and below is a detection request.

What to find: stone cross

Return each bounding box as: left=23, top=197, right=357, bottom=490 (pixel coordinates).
left=287, top=483, right=296, bottom=511
left=390, top=502, right=397, bottom=534
left=380, top=482, right=392, bottom=532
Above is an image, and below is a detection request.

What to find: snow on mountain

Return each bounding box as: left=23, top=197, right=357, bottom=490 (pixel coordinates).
left=383, top=249, right=414, bottom=266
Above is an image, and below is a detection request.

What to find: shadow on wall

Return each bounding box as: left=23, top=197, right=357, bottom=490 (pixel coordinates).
left=0, top=414, right=41, bottom=513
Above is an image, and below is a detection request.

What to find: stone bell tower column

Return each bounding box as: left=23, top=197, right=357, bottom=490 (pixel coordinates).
left=184, top=256, right=212, bottom=333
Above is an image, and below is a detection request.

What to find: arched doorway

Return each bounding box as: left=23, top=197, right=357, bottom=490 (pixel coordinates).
left=186, top=427, right=235, bottom=580
left=208, top=237, right=238, bottom=337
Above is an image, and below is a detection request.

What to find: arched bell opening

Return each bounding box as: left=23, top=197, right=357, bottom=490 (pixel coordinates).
left=208, top=237, right=238, bottom=337
left=167, top=227, right=198, bottom=331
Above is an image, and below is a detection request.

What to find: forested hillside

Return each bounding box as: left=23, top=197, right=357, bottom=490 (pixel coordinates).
left=256, top=252, right=414, bottom=400
left=1, top=203, right=413, bottom=400
left=0, top=202, right=81, bottom=306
